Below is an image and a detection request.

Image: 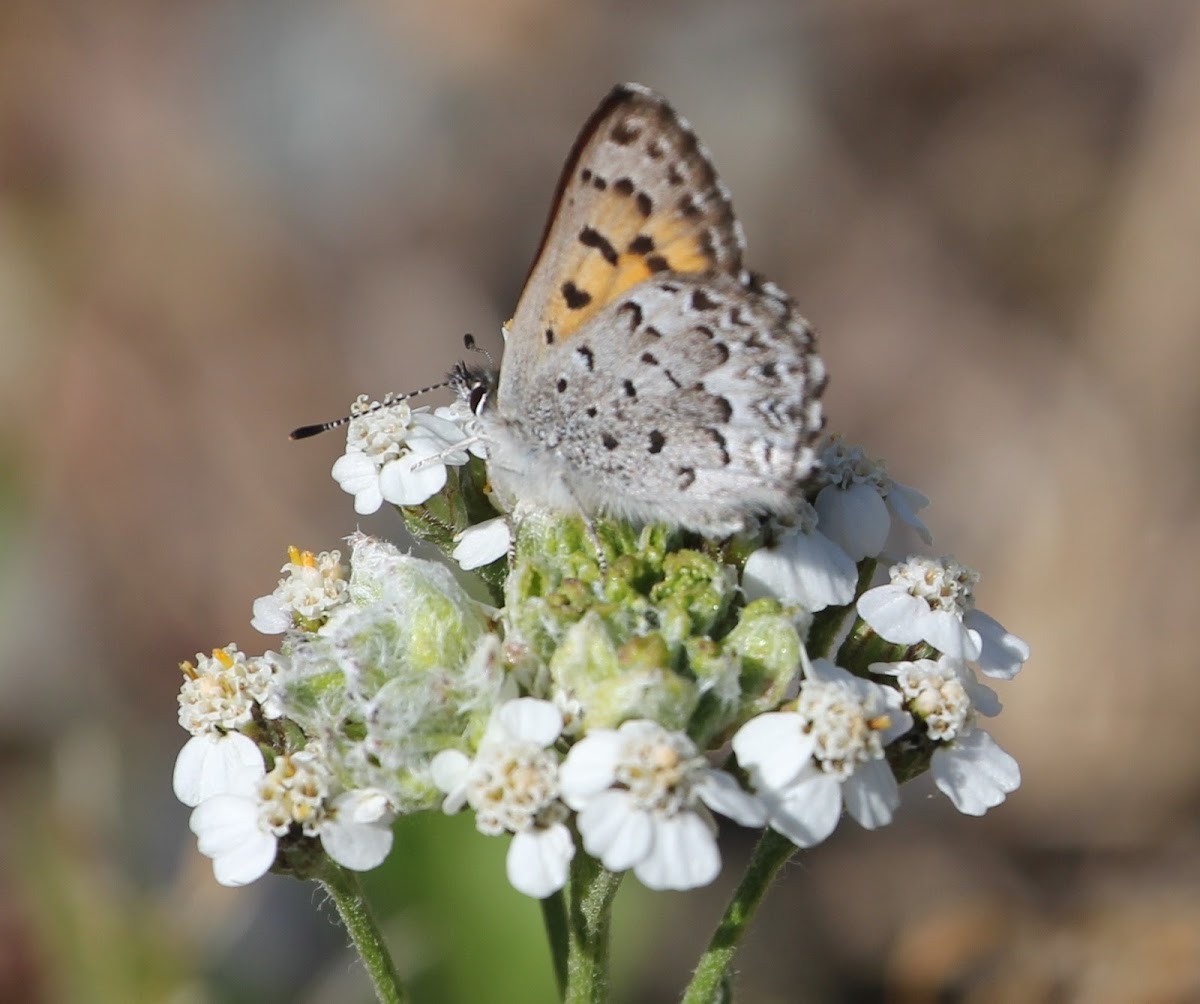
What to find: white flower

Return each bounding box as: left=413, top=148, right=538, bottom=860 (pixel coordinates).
left=732, top=658, right=912, bottom=847
left=815, top=436, right=932, bottom=559
left=451, top=517, right=511, bottom=570
left=872, top=657, right=1019, bottom=815
left=188, top=748, right=395, bottom=887
left=742, top=501, right=857, bottom=612
left=177, top=645, right=280, bottom=736
left=559, top=720, right=765, bottom=891
left=252, top=547, right=348, bottom=634
left=331, top=397, right=475, bottom=515
left=431, top=698, right=573, bottom=898
left=856, top=556, right=1030, bottom=676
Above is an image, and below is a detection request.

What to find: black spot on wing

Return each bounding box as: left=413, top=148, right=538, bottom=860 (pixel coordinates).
left=623, top=379, right=637, bottom=398
left=635, top=192, right=653, bottom=217
left=611, top=119, right=642, bottom=145
left=691, top=289, right=719, bottom=311
left=579, top=226, right=618, bottom=266
left=562, top=281, right=592, bottom=310
left=618, top=301, right=643, bottom=330
left=628, top=234, right=655, bottom=254
left=677, top=466, right=696, bottom=489
left=575, top=345, right=594, bottom=371
left=602, top=433, right=619, bottom=451
left=556, top=378, right=567, bottom=393
left=704, top=427, right=730, bottom=465
left=645, top=254, right=670, bottom=273
left=648, top=430, right=665, bottom=454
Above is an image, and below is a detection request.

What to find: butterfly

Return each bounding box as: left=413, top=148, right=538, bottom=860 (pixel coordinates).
left=454, top=84, right=827, bottom=537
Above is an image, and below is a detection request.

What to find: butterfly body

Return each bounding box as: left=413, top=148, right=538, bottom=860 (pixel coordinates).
left=465, top=84, right=826, bottom=536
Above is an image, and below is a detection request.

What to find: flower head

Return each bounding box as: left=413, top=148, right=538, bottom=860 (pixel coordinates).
left=815, top=436, right=932, bottom=558
left=432, top=698, right=573, bottom=898
left=177, top=644, right=281, bottom=736
left=188, top=747, right=395, bottom=887
left=732, top=658, right=912, bottom=847
left=331, top=397, right=475, bottom=514
left=559, top=720, right=764, bottom=891
left=857, top=556, right=1030, bottom=676
left=872, top=657, right=1019, bottom=815
left=252, top=547, right=348, bottom=634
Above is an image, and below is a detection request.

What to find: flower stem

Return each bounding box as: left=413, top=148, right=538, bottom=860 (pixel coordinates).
left=563, top=852, right=623, bottom=1004
left=541, top=888, right=570, bottom=998
left=680, top=828, right=797, bottom=1004
left=318, top=862, right=408, bottom=1004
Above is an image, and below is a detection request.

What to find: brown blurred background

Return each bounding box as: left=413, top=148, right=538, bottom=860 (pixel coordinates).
left=2, top=0, right=1199, bottom=1001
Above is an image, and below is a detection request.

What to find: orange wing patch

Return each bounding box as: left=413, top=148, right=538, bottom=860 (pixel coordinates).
left=542, top=183, right=731, bottom=342
left=516, top=86, right=746, bottom=348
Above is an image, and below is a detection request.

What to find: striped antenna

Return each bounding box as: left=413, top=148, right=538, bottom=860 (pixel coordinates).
left=289, top=379, right=454, bottom=440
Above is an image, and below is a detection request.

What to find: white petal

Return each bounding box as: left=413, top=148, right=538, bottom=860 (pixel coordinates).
left=931, top=730, right=1020, bottom=816
left=331, top=452, right=384, bottom=515
left=886, top=483, right=932, bottom=545
left=320, top=792, right=394, bottom=871
left=634, top=813, right=720, bottom=891
left=815, top=482, right=890, bottom=561
left=923, top=610, right=982, bottom=662
left=452, top=517, right=511, bottom=570
left=212, top=835, right=278, bottom=887
left=695, top=769, right=767, bottom=827
left=495, top=698, right=563, bottom=748
left=190, top=795, right=277, bottom=886
left=742, top=528, right=857, bottom=611
left=409, top=411, right=471, bottom=451
left=731, top=713, right=815, bottom=791
left=856, top=586, right=928, bottom=645
left=173, top=733, right=264, bottom=807
left=378, top=441, right=448, bottom=506
left=251, top=595, right=291, bottom=635
left=506, top=824, right=575, bottom=898
left=430, top=750, right=471, bottom=812
left=559, top=731, right=622, bottom=808
left=576, top=791, right=653, bottom=871
left=841, top=759, right=899, bottom=829
left=764, top=772, right=842, bottom=848
left=806, top=657, right=852, bottom=685
left=965, top=610, right=1030, bottom=680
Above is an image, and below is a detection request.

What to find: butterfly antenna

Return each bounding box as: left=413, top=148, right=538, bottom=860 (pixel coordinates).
left=462, top=333, right=495, bottom=366
left=289, top=380, right=453, bottom=441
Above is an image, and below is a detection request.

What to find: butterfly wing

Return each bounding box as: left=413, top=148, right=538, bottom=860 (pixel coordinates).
left=500, top=84, right=747, bottom=405
left=521, top=272, right=826, bottom=534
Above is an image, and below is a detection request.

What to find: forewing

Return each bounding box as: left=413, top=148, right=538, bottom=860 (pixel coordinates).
left=508, top=85, right=746, bottom=364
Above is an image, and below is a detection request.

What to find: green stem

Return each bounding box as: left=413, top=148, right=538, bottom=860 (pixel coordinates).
left=680, top=829, right=798, bottom=1004
left=541, top=888, right=570, bottom=998
left=318, top=862, right=408, bottom=1004
left=563, top=852, right=623, bottom=1004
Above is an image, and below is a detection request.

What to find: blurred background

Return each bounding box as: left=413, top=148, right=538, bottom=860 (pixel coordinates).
left=2, top=0, right=1198, bottom=1000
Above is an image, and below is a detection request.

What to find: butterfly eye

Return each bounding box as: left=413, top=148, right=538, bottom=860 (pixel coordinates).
left=468, top=381, right=489, bottom=415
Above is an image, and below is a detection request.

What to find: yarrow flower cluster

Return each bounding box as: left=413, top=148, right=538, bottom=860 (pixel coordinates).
left=174, top=401, right=1029, bottom=905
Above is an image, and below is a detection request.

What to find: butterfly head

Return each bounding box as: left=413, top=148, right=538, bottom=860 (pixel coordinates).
left=451, top=360, right=497, bottom=417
